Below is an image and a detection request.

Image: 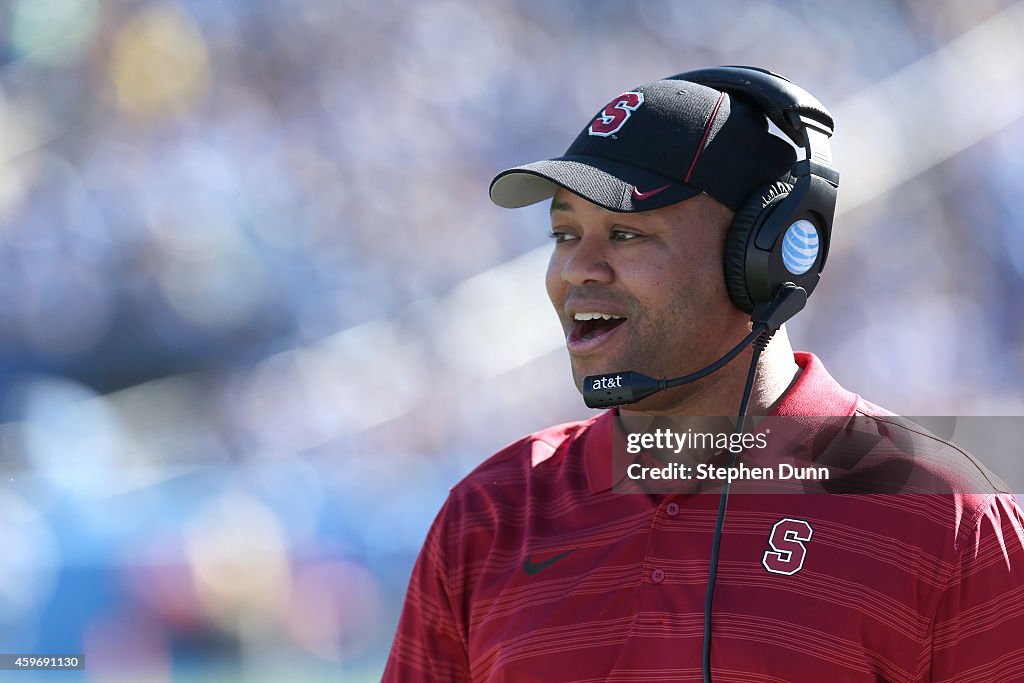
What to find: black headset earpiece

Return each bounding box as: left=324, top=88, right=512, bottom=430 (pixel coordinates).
left=722, top=179, right=794, bottom=313
left=669, top=66, right=840, bottom=314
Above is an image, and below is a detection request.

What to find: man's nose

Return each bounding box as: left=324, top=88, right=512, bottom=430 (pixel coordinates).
left=560, top=235, right=614, bottom=287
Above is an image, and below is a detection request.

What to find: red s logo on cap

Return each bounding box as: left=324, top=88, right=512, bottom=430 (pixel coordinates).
left=589, top=92, right=644, bottom=137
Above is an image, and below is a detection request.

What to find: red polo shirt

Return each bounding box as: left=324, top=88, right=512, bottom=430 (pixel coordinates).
left=383, top=353, right=1024, bottom=682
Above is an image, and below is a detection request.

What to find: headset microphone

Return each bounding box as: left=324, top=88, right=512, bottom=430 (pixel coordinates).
left=582, top=284, right=807, bottom=409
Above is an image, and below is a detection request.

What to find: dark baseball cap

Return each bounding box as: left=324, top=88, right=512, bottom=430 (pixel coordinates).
left=489, top=78, right=796, bottom=213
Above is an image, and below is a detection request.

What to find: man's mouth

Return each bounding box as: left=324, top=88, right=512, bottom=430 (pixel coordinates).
left=567, top=312, right=627, bottom=352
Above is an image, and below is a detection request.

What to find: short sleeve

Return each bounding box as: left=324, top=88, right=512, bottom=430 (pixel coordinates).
left=382, top=495, right=472, bottom=682
left=929, top=493, right=1024, bottom=682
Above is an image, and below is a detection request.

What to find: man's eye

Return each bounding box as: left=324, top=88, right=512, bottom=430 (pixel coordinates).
left=611, top=229, right=640, bottom=241
left=548, top=230, right=577, bottom=243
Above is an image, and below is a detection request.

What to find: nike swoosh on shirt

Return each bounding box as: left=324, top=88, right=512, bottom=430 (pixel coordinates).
left=631, top=184, right=670, bottom=201
left=522, top=547, right=578, bottom=575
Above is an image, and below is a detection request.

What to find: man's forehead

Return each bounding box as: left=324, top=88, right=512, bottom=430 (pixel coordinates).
left=550, top=188, right=584, bottom=213
left=550, top=200, right=574, bottom=214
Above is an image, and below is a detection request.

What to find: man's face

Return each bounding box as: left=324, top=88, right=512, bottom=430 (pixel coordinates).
left=546, top=188, right=750, bottom=408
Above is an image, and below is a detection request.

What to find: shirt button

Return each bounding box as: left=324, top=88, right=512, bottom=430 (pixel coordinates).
left=651, top=568, right=666, bottom=583
left=665, top=502, right=680, bottom=516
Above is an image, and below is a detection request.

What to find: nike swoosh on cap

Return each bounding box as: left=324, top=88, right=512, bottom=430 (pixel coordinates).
left=522, top=547, right=578, bottom=575
left=631, top=184, right=671, bottom=201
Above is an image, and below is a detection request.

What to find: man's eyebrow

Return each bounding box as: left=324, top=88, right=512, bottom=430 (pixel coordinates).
left=550, top=201, right=574, bottom=214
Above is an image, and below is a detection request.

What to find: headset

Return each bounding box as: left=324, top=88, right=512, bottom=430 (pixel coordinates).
left=582, top=66, right=840, bottom=683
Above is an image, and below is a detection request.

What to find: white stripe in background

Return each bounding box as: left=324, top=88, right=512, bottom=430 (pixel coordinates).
left=325, top=247, right=560, bottom=432
left=834, top=0, right=1024, bottom=216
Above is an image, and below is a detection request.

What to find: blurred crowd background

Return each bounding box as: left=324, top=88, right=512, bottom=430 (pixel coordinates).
left=1, top=0, right=1023, bottom=680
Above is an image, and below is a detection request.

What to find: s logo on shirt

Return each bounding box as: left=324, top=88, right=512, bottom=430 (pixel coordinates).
left=762, top=518, right=813, bottom=576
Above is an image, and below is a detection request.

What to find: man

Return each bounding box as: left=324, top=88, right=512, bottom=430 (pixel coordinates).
left=383, top=68, right=1024, bottom=682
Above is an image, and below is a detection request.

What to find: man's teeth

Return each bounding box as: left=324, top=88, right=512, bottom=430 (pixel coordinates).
left=574, top=312, right=625, bottom=321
